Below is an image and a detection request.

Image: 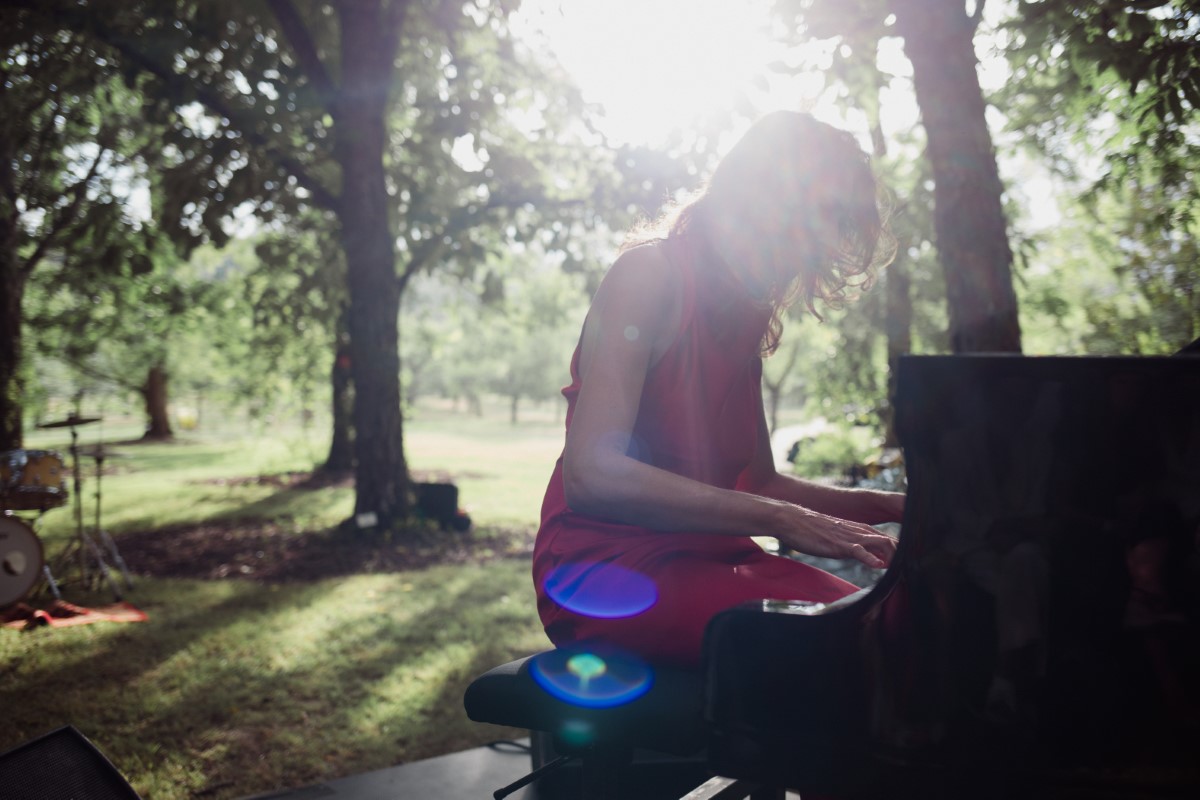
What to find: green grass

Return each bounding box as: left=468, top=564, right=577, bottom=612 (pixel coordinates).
left=23, top=404, right=565, bottom=542
left=1, top=400, right=565, bottom=799
left=1, top=570, right=547, bottom=798
left=406, top=406, right=564, bottom=527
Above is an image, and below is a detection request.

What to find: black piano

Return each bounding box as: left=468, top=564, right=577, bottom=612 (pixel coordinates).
left=704, top=355, right=1200, bottom=799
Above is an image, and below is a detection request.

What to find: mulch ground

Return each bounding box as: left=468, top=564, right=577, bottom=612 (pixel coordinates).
left=111, top=470, right=534, bottom=583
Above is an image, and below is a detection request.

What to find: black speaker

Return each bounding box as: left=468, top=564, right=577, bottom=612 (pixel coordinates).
left=0, top=726, right=142, bottom=799
left=415, top=481, right=471, bottom=531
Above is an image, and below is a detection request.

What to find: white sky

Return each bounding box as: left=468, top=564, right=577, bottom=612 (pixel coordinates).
left=515, top=0, right=814, bottom=146
left=514, top=0, right=1060, bottom=227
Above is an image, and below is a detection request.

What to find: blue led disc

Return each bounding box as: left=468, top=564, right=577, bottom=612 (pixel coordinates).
left=543, top=562, right=658, bottom=619
left=529, top=649, right=654, bottom=708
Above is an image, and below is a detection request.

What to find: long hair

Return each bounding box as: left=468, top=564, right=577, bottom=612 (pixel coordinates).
left=623, top=112, right=894, bottom=355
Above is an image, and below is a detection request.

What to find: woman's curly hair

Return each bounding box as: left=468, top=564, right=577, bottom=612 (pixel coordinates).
left=623, top=111, right=895, bottom=355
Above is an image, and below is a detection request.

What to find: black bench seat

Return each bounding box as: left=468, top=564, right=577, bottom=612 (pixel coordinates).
left=464, top=651, right=709, bottom=758
left=464, top=649, right=788, bottom=799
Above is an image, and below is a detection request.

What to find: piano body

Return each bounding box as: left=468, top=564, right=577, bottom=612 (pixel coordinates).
left=704, top=355, right=1200, bottom=798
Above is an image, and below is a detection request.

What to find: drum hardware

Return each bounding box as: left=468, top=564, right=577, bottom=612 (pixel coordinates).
left=87, top=445, right=133, bottom=591
left=43, top=559, right=62, bottom=601
left=1, top=448, right=66, bottom=602
left=35, top=415, right=102, bottom=430
left=28, top=415, right=129, bottom=601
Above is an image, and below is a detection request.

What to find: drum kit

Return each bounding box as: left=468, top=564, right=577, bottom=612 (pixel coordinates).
left=0, top=414, right=134, bottom=609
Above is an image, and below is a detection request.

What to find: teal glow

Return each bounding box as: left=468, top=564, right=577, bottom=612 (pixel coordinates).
left=567, top=653, right=608, bottom=682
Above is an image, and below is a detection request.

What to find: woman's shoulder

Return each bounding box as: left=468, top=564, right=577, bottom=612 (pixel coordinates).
left=586, top=240, right=686, bottom=356
left=616, top=238, right=672, bottom=267
left=605, top=239, right=681, bottom=297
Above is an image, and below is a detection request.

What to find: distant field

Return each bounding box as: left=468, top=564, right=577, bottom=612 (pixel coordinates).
left=20, top=396, right=568, bottom=543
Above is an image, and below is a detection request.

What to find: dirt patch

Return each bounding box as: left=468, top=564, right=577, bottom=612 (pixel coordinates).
left=114, top=470, right=532, bottom=583
left=194, top=470, right=353, bottom=490
left=193, top=468, right=487, bottom=490
left=115, top=520, right=534, bottom=583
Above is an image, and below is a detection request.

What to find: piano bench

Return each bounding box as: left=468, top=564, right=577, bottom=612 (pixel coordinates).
left=464, top=651, right=785, bottom=799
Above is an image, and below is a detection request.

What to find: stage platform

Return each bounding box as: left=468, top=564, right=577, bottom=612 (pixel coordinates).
left=239, top=738, right=537, bottom=800
left=239, top=737, right=801, bottom=800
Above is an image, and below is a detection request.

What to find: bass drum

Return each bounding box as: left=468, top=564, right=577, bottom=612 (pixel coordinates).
left=0, top=516, right=44, bottom=606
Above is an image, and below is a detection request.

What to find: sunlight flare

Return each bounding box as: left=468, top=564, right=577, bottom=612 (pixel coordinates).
left=518, top=0, right=802, bottom=145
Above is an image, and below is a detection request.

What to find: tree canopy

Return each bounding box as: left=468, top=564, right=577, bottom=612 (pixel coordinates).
left=1, top=16, right=165, bottom=447
left=13, top=0, right=631, bottom=526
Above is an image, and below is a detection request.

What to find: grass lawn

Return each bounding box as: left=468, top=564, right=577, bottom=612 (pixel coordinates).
left=0, top=401, right=566, bottom=799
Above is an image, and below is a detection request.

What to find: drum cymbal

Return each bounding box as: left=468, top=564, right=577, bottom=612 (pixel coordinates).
left=37, top=415, right=102, bottom=429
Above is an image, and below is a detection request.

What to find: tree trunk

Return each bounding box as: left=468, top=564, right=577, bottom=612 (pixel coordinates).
left=883, top=254, right=912, bottom=447
left=141, top=363, right=174, bottom=439
left=0, top=127, right=24, bottom=451
left=761, top=341, right=799, bottom=434
left=837, top=27, right=914, bottom=447
left=861, top=71, right=912, bottom=448
left=322, top=335, right=355, bottom=472
left=891, top=0, right=1022, bottom=353
left=335, top=0, right=408, bottom=526
left=510, top=394, right=519, bottom=425
left=0, top=249, right=25, bottom=451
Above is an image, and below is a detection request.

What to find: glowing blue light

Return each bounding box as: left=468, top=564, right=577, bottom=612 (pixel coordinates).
left=530, top=649, right=654, bottom=708
left=558, top=719, right=595, bottom=748
left=543, top=562, right=658, bottom=619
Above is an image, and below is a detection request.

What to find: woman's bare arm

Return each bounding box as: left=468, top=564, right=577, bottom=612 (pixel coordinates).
left=737, top=402, right=905, bottom=525
left=561, top=245, right=895, bottom=569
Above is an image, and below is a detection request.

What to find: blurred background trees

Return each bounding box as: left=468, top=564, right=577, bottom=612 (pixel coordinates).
left=3, top=0, right=1196, bottom=516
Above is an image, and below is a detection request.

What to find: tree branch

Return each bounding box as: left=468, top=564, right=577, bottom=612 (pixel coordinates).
left=86, top=20, right=340, bottom=213
left=21, top=143, right=107, bottom=277
left=16, top=102, right=63, bottom=200
left=397, top=193, right=588, bottom=293
left=398, top=200, right=504, bottom=293
left=265, top=0, right=338, bottom=107
left=53, top=352, right=141, bottom=394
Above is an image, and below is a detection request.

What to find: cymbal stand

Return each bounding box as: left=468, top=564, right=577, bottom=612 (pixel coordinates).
left=65, top=424, right=124, bottom=601
left=92, top=448, right=132, bottom=591
left=29, top=512, right=63, bottom=601
left=42, top=560, right=62, bottom=600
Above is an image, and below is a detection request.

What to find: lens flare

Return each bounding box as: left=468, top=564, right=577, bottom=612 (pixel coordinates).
left=544, top=562, right=658, bottom=619
left=567, top=653, right=607, bottom=680
left=558, top=719, right=596, bottom=748
left=530, top=648, right=654, bottom=708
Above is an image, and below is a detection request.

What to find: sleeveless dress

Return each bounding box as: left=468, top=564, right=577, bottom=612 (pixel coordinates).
left=532, top=235, right=857, bottom=667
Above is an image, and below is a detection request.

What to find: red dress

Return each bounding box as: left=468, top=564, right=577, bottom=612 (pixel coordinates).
left=533, top=235, right=857, bottom=667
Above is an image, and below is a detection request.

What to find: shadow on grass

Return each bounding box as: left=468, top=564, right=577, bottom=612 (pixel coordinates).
left=192, top=467, right=483, bottom=528
left=1, top=560, right=547, bottom=800
left=112, top=518, right=534, bottom=583
left=2, top=459, right=547, bottom=799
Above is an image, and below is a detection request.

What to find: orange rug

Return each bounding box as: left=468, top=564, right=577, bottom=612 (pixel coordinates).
left=1, top=600, right=148, bottom=630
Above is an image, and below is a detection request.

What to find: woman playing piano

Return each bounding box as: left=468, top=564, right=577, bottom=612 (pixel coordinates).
left=533, top=111, right=906, bottom=668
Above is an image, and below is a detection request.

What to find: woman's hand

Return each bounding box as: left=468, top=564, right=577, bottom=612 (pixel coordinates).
left=776, top=504, right=897, bottom=569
